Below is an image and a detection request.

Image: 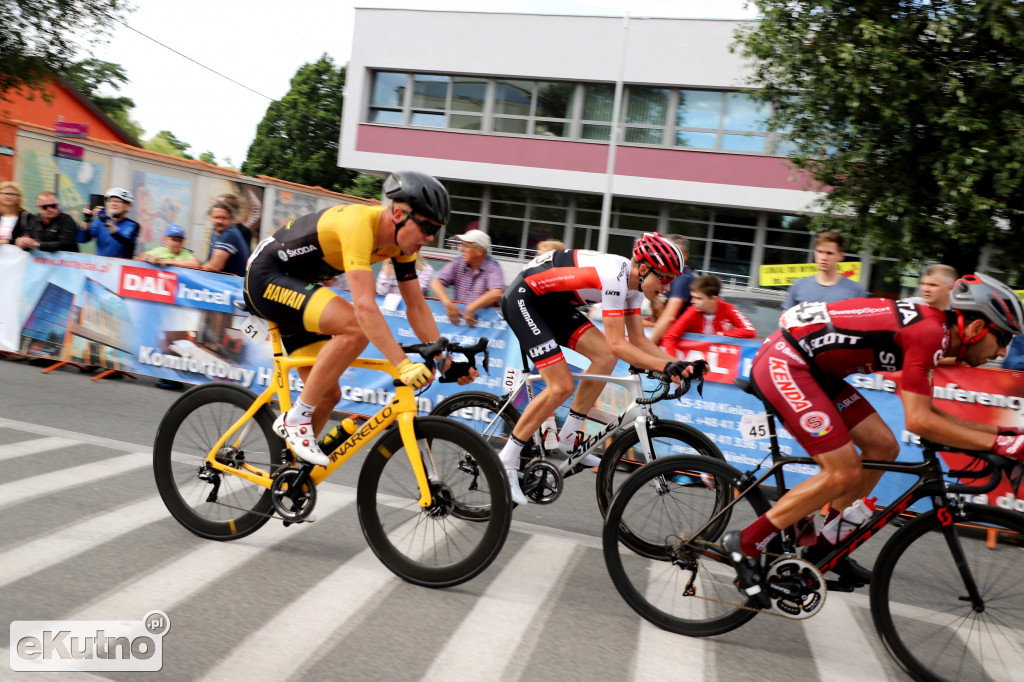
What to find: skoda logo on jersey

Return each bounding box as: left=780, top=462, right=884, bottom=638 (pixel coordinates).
left=278, top=245, right=318, bottom=261
left=800, top=411, right=833, bottom=437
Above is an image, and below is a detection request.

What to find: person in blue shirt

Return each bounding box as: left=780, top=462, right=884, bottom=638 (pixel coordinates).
left=77, top=187, right=140, bottom=259
left=201, top=202, right=250, bottom=276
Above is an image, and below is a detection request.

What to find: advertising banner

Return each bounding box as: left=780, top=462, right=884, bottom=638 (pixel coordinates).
left=2, top=250, right=1022, bottom=511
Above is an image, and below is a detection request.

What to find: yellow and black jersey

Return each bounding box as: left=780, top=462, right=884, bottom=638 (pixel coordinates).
left=270, top=203, right=417, bottom=281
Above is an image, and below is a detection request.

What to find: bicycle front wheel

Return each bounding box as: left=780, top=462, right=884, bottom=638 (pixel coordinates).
left=595, top=419, right=725, bottom=516
left=153, top=384, right=284, bottom=540
left=357, top=416, right=513, bottom=588
left=603, top=455, right=770, bottom=636
left=871, top=504, right=1024, bottom=682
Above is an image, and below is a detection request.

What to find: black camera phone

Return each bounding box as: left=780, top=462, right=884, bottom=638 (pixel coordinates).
left=84, top=193, right=105, bottom=222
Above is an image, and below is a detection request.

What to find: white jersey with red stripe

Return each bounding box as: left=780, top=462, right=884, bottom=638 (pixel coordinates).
left=521, top=249, right=644, bottom=318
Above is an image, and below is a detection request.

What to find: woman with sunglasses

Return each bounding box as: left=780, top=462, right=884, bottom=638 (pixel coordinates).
left=243, top=170, right=476, bottom=467
left=0, top=181, right=33, bottom=247
left=496, top=232, right=701, bottom=504
left=721, top=273, right=1024, bottom=599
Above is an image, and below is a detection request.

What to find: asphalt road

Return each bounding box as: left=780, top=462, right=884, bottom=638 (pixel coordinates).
left=0, top=358, right=915, bottom=681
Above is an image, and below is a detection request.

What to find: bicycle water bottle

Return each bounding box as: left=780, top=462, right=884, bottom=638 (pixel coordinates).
left=821, top=497, right=877, bottom=544
left=542, top=414, right=559, bottom=450
left=318, top=418, right=360, bottom=451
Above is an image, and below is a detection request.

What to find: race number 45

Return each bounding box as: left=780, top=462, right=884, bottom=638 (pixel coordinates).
left=739, top=413, right=771, bottom=440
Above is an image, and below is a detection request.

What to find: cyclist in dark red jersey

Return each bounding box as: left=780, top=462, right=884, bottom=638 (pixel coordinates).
left=496, top=233, right=701, bottom=504
left=724, top=273, right=1024, bottom=597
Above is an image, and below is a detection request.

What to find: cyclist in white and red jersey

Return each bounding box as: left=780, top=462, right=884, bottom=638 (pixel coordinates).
left=497, top=233, right=701, bottom=504
left=724, top=273, right=1024, bottom=599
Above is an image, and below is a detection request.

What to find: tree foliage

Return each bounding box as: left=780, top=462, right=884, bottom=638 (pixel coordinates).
left=144, top=130, right=193, bottom=159
left=241, top=55, right=356, bottom=193
left=344, top=174, right=383, bottom=200
left=58, top=58, right=144, bottom=140
left=1, top=1, right=132, bottom=102
left=735, top=1, right=1024, bottom=278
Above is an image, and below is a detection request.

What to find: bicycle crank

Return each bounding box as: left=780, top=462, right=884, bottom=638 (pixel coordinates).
left=763, top=556, right=826, bottom=620
left=521, top=458, right=563, bottom=504
left=270, top=466, right=317, bottom=522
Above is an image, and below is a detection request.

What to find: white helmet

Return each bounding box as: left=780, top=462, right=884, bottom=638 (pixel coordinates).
left=105, top=187, right=134, bottom=203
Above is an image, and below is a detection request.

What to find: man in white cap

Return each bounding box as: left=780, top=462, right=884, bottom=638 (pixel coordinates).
left=430, top=227, right=505, bottom=327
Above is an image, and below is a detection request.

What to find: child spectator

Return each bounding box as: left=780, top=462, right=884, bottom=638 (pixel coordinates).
left=660, top=275, right=756, bottom=353
left=138, top=224, right=201, bottom=267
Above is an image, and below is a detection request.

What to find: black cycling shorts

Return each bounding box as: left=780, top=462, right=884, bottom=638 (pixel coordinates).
left=501, top=274, right=595, bottom=369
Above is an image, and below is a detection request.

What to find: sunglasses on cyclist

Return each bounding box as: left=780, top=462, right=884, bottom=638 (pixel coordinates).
left=37, top=203, right=58, bottom=210
left=404, top=211, right=442, bottom=237
left=989, top=324, right=1013, bottom=348
left=645, top=265, right=675, bottom=286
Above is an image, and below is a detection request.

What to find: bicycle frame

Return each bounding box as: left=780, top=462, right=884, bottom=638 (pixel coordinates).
left=200, top=321, right=436, bottom=507
left=493, top=369, right=664, bottom=473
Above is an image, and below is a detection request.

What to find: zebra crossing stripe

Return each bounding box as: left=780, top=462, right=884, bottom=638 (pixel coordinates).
left=423, top=533, right=577, bottom=681
left=0, top=496, right=166, bottom=589
left=0, top=436, right=79, bottom=462
left=804, top=591, right=887, bottom=680
left=70, top=487, right=358, bottom=622
left=0, top=451, right=149, bottom=510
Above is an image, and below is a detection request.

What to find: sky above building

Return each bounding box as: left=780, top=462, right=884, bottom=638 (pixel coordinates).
left=87, top=0, right=758, bottom=168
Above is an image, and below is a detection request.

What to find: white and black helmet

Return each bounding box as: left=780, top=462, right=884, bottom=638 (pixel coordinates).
left=949, top=273, right=1024, bottom=336
left=105, top=187, right=134, bottom=203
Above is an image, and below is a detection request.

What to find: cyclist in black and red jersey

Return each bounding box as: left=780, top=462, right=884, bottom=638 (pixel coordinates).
left=496, top=233, right=702, bottom=504
left=725, top=273, right=1024, bottom=598
left=243, top=171, right=475, bottom=467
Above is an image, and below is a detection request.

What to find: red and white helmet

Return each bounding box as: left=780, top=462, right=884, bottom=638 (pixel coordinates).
left=632, top=233, right=684, bottom=276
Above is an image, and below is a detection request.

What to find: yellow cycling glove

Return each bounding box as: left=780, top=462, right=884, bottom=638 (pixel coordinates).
left=397, top=357, right=431, bottom=388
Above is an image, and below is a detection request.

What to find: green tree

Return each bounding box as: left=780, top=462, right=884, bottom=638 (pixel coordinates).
left=735, top=1, right=1024, bottom=278
left=344, top=173, right=383, bottom=200
left=241, top=55, right=356, bottom=192
left=199, top=151, right=217, bottom=165
left=1, top=1, right=133, bottom=102
left=58, top=58, right=144, bottom=140
left=144, top=130, right=193, bottom=159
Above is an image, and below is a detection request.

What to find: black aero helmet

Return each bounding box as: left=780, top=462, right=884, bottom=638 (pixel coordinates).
left=950, top=273, right=1024, bottom=335
left=383, top=171, right=451, bottom=227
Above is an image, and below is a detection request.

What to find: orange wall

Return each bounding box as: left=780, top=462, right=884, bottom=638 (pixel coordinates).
left=0, top=78, right=128, bottom=144
left=0, top=121, right=15, bottom=181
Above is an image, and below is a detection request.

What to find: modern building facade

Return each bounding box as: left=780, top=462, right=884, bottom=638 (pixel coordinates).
left=340, top=9, right=893, bottom=293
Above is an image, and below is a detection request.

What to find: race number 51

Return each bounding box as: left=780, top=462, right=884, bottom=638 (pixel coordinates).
left=739, top=413, right=771, bottom=440
left=241, top=314, right=269, bottom=343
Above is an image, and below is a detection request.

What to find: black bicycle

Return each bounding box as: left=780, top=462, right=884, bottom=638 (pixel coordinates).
left=602, top=380, right=1024, bottom=682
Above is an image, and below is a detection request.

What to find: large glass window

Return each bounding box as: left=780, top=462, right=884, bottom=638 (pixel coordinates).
left=581, top=83, right=615, bottom=141
left=624, top=86, right=669, bottom=144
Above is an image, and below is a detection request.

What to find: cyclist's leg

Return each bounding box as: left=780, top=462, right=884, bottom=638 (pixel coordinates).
left=560, top=325, right=616, bottom=445
left=836, top=406, right=900, bottom=509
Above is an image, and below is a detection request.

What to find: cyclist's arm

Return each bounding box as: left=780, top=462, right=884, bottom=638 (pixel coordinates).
left=348, top=268, right=408, bottom=366
left=603, top=313, right=676, bottom=371
left=399, top=276, right=443, bottom=343
left=902, top=391, right=998, bottom=451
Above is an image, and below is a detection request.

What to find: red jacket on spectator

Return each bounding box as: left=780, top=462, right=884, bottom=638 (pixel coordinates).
left=660, top=299, right=757, bottom=353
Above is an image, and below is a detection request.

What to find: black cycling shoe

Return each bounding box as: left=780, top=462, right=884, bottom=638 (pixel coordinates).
left=803, top=546, right=872, bottom=587
left=721, top=531, right=768, bottom=606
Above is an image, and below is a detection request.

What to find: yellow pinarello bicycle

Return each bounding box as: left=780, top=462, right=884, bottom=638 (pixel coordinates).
left=152, top=317, right=511, bottom=588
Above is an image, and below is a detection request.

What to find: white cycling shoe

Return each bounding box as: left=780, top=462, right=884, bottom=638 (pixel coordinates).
left=561, top=432, right=601, bottom=467
left=505, top=468, right=529, bottom=505
left=273, top=414, right=330, bottom=467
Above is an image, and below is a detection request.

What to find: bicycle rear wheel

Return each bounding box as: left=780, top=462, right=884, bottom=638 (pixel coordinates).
left=153, top=384, right=284, bottom=540
left=357, top=416, right=513, bottom=588
left=603, top=455, right=770, bottom=636
left=871, top=504, right=1024, bottom=682
left=595, top=419, right=725, bottom=516
left=430, top=390, right=520, bottom=454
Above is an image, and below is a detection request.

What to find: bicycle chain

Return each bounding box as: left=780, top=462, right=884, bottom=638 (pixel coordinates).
left=201, top=458, right=300, bottom=521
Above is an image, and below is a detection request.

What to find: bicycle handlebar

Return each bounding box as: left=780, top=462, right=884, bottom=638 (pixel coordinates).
left=919, top=437, right=1019, bottom=495
left=399, top=337, right=490, bottom=384
left=633, top=360, right=708, bottom=404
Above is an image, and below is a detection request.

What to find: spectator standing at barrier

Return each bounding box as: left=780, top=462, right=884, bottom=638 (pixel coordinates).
left=376, top=253, right=433, bottom=295
left=649, top=234, right=695, bottom=344
left=660, top=276, right=757, bottom=355
left=138, top=224, right=201, bottom=267
left=903, top=264, right=958, bottom=310
left=430, top=228, right=505, bottom=327
left=215, top=192, right=253, bottom=248
left=11, top=191, right=78, bottom=252
left=782, top=231, right=865, bottom=308
left=77, top=187, right=140, bottom=259
left=0, top=182, right=33, bottom=246
left=201, top=202, right=250, bottom=276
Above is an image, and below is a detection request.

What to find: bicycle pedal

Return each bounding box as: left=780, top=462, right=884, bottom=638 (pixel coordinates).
left=825, top=579, right=856, bottom=593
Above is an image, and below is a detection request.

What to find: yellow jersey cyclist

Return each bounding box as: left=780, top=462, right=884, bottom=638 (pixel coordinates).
left=244, top=170, right=476, bottom=467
